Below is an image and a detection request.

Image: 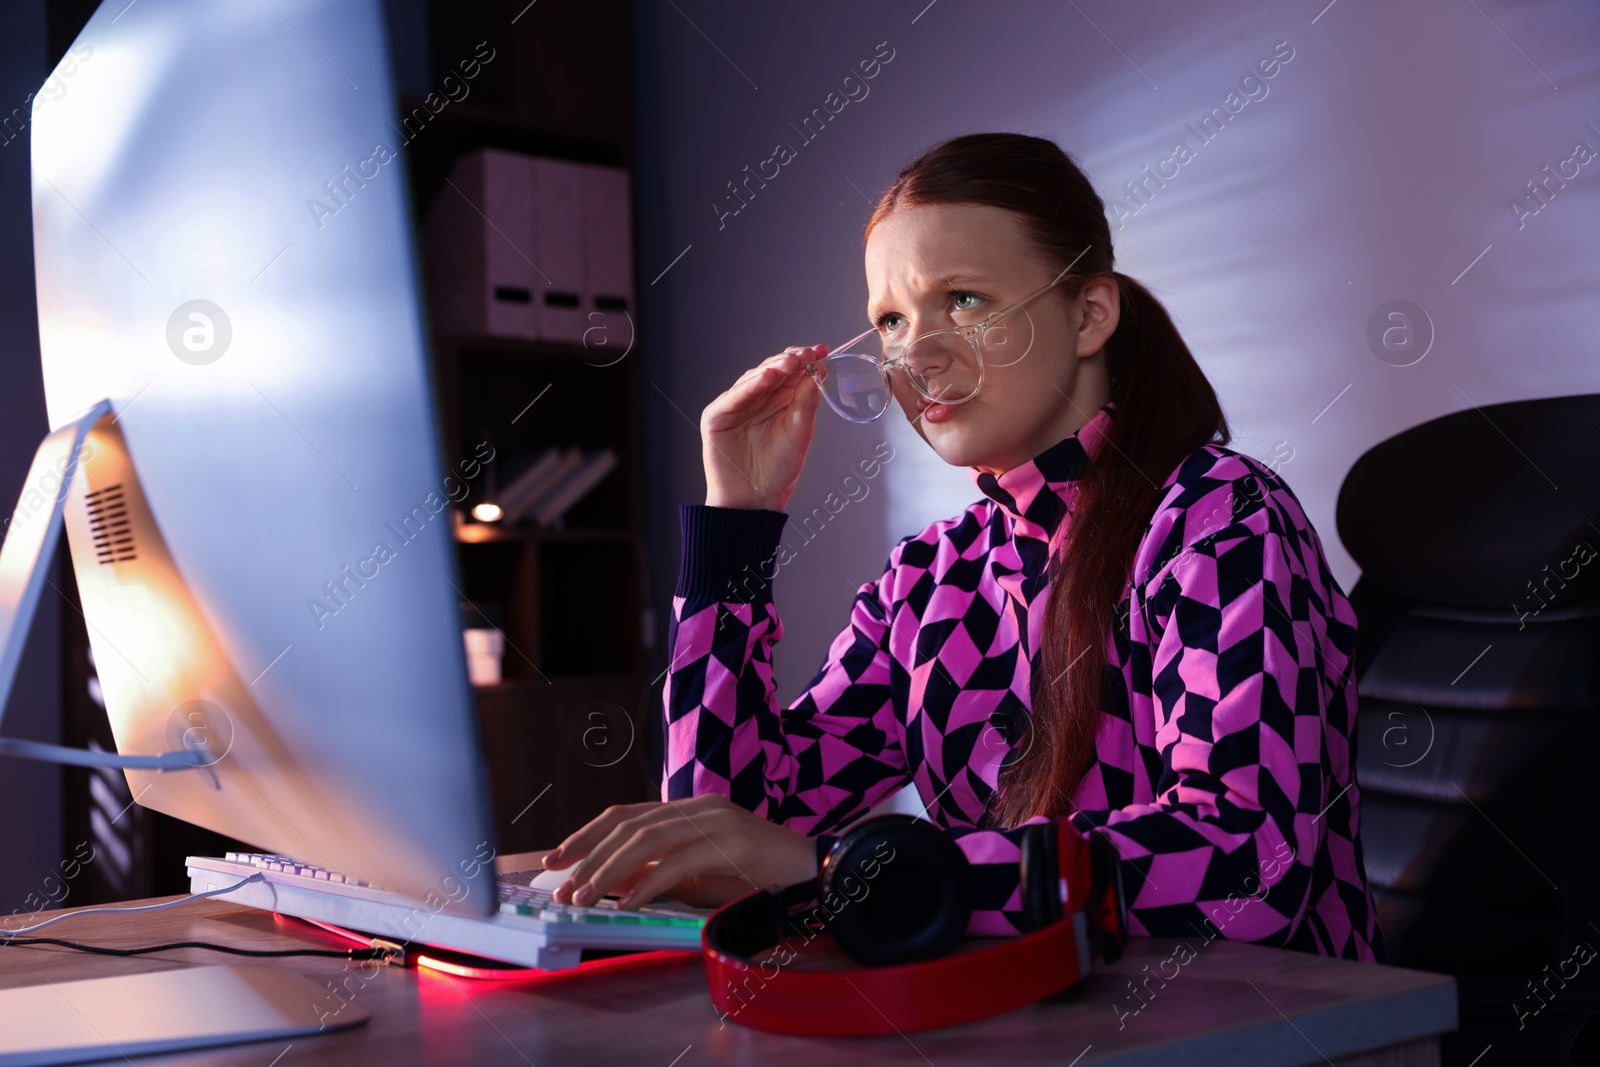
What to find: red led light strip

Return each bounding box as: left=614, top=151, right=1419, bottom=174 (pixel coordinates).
left=274, top=913, right=695, bottom=981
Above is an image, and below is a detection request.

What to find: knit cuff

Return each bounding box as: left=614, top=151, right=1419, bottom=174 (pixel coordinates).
left=676, top=504, right=789, bottom=605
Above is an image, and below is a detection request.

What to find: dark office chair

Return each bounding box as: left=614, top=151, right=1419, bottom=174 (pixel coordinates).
left=1337, top=393, right=1600, bottom=1067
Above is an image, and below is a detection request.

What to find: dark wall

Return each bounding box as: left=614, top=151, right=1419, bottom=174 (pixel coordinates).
left=630, top=0, right=676, bottom=718
left=0, top=0, right=62, bottom=914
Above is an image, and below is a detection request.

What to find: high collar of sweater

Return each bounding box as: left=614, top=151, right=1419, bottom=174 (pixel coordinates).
left=968, top=403, right=1114, bottom=537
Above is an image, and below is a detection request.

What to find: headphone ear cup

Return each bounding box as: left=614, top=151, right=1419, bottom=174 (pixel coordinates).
left=821, top=815, right=973, bottom=967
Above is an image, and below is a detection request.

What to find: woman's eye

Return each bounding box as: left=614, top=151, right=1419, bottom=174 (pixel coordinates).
left=876, top=313, right=905, bottom=334
left=952, top=291, right=983, bottom=312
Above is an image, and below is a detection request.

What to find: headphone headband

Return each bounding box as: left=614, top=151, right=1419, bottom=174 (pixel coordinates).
left=701, top=814, right=1114, bottom=1036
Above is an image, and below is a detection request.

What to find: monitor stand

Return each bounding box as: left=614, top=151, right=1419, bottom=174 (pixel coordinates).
left=0, top=398, right=202, bottom=772
left=0, top=409, right=348, bottom=1064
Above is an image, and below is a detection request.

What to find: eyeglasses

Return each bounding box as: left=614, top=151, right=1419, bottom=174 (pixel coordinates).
left=806, top=262, right=1082, bottom=423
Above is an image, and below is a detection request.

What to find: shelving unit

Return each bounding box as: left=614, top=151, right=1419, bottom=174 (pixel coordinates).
left=429, top=327, right=656, bottom=846
left=432, top=335, right=648, bottom=654
left=409, top=0, right=655, bottom=850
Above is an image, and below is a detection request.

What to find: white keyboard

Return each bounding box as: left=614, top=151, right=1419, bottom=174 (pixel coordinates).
left=187, top=853, right=708, bottom=971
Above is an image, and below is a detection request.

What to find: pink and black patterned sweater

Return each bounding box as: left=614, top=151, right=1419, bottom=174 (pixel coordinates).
left=663, top=405, right=1383, bottom=961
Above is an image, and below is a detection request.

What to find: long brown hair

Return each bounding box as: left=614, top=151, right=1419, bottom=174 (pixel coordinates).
left=866, top=132, right=1230, bottom=826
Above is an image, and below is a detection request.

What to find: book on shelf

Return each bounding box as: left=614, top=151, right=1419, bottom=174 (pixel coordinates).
left=494, top=445, right=618, bottom=528
left=532, top=448, right=617, bottom=529
left=498, top=447, right=584, bottom=525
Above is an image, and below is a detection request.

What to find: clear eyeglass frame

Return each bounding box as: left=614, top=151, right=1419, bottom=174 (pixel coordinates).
left=806, top=261, right=1084, bottom=424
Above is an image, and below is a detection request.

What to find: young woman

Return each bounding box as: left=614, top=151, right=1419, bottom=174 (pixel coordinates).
left=542, top=132, right=1383, bottom=963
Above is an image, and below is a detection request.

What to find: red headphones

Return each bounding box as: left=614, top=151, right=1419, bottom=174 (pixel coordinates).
left=701, top=814, right=1127, bottom=1036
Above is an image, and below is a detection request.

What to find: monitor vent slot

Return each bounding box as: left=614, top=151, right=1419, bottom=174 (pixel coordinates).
left=85, top=485, right=137, bottom=564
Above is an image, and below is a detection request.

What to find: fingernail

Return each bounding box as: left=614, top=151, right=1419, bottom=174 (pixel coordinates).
left=544, top=847, right=563, bottom=864
left=573, top=883, right=595, bottom=905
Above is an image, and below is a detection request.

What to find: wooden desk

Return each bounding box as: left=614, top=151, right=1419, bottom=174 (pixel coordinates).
left=0, top=866, right=1456, bottom=1066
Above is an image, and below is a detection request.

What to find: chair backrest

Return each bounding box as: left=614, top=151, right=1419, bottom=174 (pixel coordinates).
left=1337, top=393, right=1600, bottom=1063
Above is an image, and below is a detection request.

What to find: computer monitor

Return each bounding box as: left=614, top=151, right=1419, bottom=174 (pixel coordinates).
left=12, top=0, right=498, bottom=914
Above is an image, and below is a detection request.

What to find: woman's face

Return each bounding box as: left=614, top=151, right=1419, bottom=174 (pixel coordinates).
left=863, top=201, right=1117, bottom=475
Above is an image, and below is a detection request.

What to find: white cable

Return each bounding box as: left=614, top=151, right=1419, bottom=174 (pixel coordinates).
left=0, top=873, right=264, bottom=937
left=0, top=738, right=204, bottom=770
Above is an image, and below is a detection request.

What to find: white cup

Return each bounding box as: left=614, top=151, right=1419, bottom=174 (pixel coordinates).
left=463, top=627, right=504, bottom=686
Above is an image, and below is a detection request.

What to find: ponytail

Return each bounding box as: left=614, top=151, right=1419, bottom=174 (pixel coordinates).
left=992, top=271, right=1228, bottom=825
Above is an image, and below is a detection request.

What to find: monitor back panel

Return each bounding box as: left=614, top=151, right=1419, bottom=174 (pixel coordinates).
left=30, top=0, right=497, bottom=913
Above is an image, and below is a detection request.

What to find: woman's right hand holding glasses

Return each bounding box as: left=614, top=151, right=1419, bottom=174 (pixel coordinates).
left=701, top=344, right=829, bottom=513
